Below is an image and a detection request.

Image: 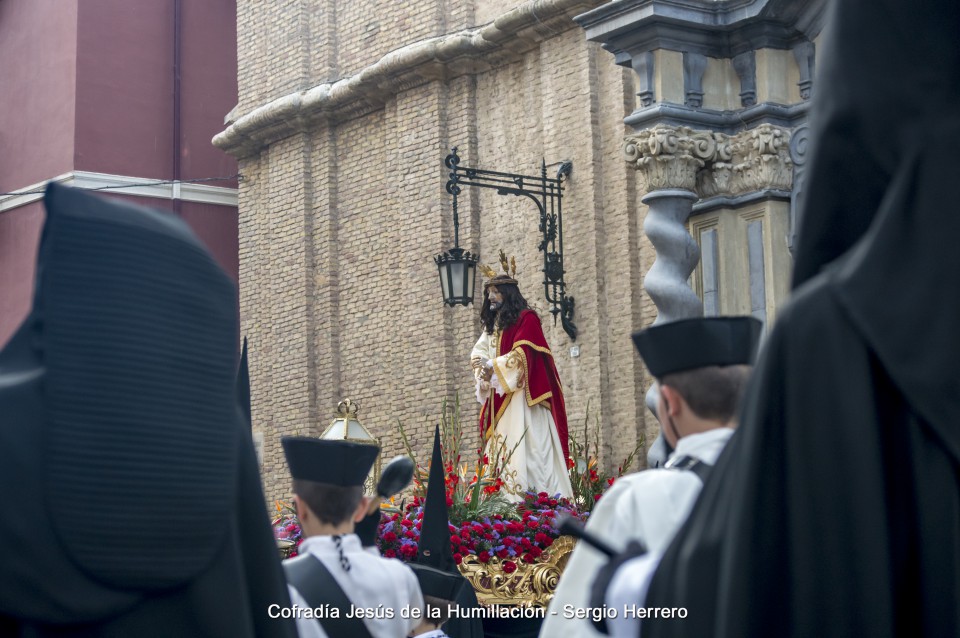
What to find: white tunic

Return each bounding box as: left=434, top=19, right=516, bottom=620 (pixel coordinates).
left=287, top=534, right=424, bottom=638
left=539, top=428, right=733, bottom=638
left=471, top=330, right=573, bottom=500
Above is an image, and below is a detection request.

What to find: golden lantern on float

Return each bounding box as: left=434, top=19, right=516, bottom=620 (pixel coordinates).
left=319, top=398, right=381, bottom=492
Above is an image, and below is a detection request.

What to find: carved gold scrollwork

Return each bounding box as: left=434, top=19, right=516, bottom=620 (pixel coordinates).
left=457, top=535, right=576, bottom=607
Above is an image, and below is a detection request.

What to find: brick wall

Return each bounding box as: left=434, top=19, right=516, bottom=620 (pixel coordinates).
left=234, top=0, right=657, bottom=501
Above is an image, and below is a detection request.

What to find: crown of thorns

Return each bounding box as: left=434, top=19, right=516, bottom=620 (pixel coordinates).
left=478, top=250, right=519, bottom=288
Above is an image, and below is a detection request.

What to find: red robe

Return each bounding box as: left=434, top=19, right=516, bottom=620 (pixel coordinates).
left=478, top=309, right=569, bottom=459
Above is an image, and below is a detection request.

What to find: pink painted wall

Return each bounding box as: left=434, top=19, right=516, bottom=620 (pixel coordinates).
left=74, top=0, right=175, bottom=179
left=0, top=0, right=239, bottom=347
left=0, top=0, right=78, bottom=191
left=73, top=0, right=238, bottom=185
left=180, top=0, right=239, bottom=187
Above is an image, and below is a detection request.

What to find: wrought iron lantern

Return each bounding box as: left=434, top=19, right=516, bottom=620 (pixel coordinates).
left=436, top=147, right=577, bottom=340
left=435, top=155, right=479, bottom=306
left=319, top=398, right=381, bottom=492
left=435, top=247, right=478, bottom=307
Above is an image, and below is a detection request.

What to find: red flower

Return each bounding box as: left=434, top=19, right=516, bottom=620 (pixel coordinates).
left=415, top=522, right=422, bottom=530
left=529, top=547, right=543, bottom=559
left=383, top=549, right=397, bottom=558
left=607, top=477, right=616, bottom=486
left=401, top=519, right=413, bottom=528
left=382, top=531, right=398, bottom=543
left=446, top=496, right=454, bottom=507
left=541, top=537, right=553, bottom=548
left=404, top=530, right=418, bottom=540
left=502, top=538, right=515, bottom=547
left=493, top=523, right=505, bottom=533
left=566, top=457, right=575, bottom=470
left=497, top=549, right=510, bottom=559
left=594, top=493, right=602, bottom=501
left=520, top=538, right=533, bottom=549
left=522, top=553, right=535, bottom=564
left=503, top=560, right=517, bottom=574
left=478, top=551, right=491, bottom=564
left=450, top=535, right=461, bottom=546
left=483, top=454, right=489, bottom=464
left=534, top=533, right=549, bottom=544
left=527, top=520, right=538, bottom=529
left=453, top=553, right=463, bottom=565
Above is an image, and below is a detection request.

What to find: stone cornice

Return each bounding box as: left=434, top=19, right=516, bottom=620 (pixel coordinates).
left=623, top=98, right=809, bottom=134
left=575, top=0, right=826, bottom=60
left=214, top=0, right=605, bottom=159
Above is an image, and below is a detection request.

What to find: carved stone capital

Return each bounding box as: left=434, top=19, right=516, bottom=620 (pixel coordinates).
left=729, top=124, right=794, bottom=194
left=623, top=126, right=717, bottom=192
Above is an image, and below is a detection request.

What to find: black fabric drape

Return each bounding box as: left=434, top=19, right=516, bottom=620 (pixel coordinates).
left=0, top=184, right=295, bottom=637
left=642, top=0, right=960, bottom=635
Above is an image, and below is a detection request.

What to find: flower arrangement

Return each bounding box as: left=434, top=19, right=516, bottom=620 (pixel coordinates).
left=566, top=404, right=644, bottom=514
left=273, top=395, right=643, bottom=579
left=398, top=395, right=519, bottom=525
left=272, top=500, right=303, bottom=558
left=375, top=490, right=583, bottom=570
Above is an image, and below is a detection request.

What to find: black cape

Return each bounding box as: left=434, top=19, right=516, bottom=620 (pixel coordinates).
left=0, top=185, right=295, bottom=637
left=642, top=0, right=960, bottom=635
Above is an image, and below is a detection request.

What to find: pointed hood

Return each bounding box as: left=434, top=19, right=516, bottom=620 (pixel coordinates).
left=416, top=425, right=456, bottom=571
left=237, top=337, right=251, bottom=427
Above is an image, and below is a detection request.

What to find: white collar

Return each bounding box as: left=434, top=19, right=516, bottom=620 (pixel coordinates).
left=299, top=533, right=362, bottom=554
left=669, top=428, right=734, bottom=465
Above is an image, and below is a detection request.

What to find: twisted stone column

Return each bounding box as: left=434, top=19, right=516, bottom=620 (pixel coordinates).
left=623, top=126, right=713, bottom=424
left=624, top=124, right=794, bottom=462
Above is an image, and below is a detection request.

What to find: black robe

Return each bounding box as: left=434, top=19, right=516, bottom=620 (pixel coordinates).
left=642, top=0, right=960, bottom=635
left=0, top=185, right=295, bottom=637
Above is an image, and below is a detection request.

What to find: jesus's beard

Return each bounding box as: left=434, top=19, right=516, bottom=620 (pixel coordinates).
left=489, top=302, right=501, bottom=311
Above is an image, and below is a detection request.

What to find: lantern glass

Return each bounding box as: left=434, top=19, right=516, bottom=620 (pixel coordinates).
left=435, top=247, right=478, bottom=306
left=464, top=261, right=476, bottom=301
left=439, top=266, right=451, bottom=305
left=450, top=261, right=465, bottom=299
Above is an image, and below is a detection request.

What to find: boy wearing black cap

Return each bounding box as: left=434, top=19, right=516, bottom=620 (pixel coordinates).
left=542, top=317, right=762, bottom=638
left=281, top=437, right=424, bottom=638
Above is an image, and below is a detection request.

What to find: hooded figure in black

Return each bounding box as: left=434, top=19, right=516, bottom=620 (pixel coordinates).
left=639, top=0, right=960, bottom=636
left=413, top=426, right=484, bottom=638
left=0, top=184, right=295, bottom=637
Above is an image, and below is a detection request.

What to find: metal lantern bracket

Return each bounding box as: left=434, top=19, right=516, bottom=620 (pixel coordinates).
left=443, top=147, right=577, bottom=340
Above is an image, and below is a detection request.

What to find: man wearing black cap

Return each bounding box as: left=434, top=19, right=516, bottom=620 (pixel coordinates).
left=281, top=437, right=424, bottom=638
left=541, top=317, right=761, bottom=638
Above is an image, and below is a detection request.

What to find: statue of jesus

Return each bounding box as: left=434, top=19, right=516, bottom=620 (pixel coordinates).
left=470, top=252, right=573, bottom=500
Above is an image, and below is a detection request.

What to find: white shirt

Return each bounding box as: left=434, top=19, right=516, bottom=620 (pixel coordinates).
left=287, top=534, right=424, bottom=638
left=540, top=428, right=733, bottom=638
